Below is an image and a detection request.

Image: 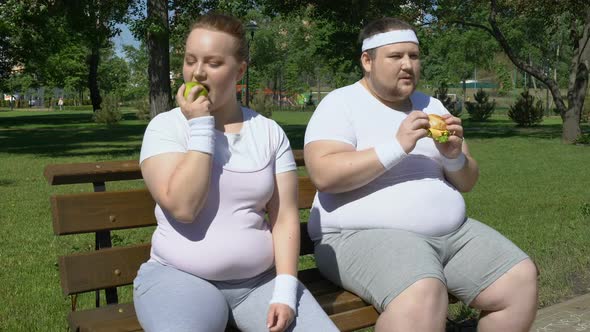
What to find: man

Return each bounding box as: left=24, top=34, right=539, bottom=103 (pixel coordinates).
left=304, top=17, right=538, bottom=332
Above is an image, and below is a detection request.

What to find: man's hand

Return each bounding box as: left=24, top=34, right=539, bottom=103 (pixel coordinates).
left=396, top=111, right=429, bottom=153
left=175, top=83, right=211, bottom=120
left=434, top=114, right=464, bottom=158
left=266, top=303, right=295, bottom=332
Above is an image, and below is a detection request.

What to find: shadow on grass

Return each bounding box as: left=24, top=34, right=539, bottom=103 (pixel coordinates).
left=282, top=118, right=567, bottom=146
left=0, top=112, right=146, bottom=158
left=281, top=124, right=307, bottom=150
left=451, top=118, right=565, bottom=140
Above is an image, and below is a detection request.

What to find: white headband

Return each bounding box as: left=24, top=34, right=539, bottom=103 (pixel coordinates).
left=361, top=29, right=419, bottom=52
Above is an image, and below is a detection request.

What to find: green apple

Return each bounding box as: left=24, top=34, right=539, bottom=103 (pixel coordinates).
left=184, top=81, right=209, bottom=98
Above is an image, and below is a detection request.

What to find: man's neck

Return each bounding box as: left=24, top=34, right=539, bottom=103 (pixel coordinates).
left=360, top=78, right=413, bottom=112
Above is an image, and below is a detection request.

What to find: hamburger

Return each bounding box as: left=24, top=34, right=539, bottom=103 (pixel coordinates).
left=184, top=81, right=209, bottom=98
left=427, top=114, right=450, bottom=143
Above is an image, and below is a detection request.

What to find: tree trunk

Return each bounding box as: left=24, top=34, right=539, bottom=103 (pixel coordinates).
left=88, top=45, right=102, bottom=112
left=563, top=9, right=590, bottom=142
left=147, top=0, right=172, bottom=118
left=461, top=79, right=467, bottom=111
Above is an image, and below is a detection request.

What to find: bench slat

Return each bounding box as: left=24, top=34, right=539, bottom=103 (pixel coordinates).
left=51, top=177, right=316, bottom=236
left=67, top=290, right=376, bottom=332
left=44, top=151, right=305, bottom=186
left=45, top=160, right=143, bottom=185
left=60, top=231, right=316, bottom=296
left=59, top=244, right=150, bottom=295
left=332, top=305, right=380, bottom=332
left=51, top=189, right=157, bottom=235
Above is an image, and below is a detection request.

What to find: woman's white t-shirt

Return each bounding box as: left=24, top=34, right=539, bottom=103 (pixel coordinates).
left=140, top=107, right=296, bottom=280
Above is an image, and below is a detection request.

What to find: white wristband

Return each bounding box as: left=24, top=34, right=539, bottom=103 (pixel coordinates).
left=187, top=116, right=215, bottom=155
left=374, top=139, right=407, bottom=170
left=441, top=153, right=467, bottom=172
left=269, top=274, right=299, bottom=313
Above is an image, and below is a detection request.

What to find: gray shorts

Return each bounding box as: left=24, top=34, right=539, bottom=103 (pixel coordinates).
left=133, top=260, right=338, bottom=332
left=314, top=218, right=529, bottom=313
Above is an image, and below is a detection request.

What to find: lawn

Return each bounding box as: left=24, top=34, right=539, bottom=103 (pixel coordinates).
left=0, top=107, right=589, bottom=331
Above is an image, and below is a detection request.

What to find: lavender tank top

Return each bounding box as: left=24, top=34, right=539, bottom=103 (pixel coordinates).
left=149, top=159, right=275, bottom=281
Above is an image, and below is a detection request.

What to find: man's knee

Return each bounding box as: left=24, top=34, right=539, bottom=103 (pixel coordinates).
left=385, top=278, right=448, bottom=317
left=472, top=259, right=538, bottom=311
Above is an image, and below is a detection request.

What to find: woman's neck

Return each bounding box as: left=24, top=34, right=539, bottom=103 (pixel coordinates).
left=212, top=100, right=243, bottom=133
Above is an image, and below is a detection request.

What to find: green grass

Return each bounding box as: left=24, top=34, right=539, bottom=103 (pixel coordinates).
left=0, top=108, right=589, bottom=330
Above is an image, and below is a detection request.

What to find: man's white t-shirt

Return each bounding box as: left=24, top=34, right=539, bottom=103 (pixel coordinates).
left=304, top=82, right=466, bottom=240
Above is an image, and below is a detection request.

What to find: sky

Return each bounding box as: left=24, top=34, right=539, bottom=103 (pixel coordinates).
left=112, top=23, right=141, bottom=58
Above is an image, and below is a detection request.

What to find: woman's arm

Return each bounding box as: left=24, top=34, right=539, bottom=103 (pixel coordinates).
left=267, top=170, right=300, bottom=278
left=141, top=150, right=213, bottom=223
left=266, top=170, right=299, bottom=332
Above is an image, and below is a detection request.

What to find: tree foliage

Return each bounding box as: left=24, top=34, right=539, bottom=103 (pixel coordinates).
left=433, top=0, right=590, bottom=143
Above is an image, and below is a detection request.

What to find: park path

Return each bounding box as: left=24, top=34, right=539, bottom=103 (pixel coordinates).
left=531, top=293, right=590, bottom=331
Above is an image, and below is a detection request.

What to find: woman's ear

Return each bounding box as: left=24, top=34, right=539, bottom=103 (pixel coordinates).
left=360, top=52, right=372, bottom=74
left=236, top=61, right=247, bottom=81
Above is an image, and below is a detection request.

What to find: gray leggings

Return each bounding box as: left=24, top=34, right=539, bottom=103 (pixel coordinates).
left=133, top=260, right=339, bottom=332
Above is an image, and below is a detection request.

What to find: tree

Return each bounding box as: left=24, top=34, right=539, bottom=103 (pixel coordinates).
left=58, top=0, right=133, bottom=112
left=122, top=43, right=149, bottom=101
left=98, top=49, right=131, bottom=97
left=435, top=0, right=590, bottom=143
left=421, top=26, right=497, bottom=111
left=261, top=0, right=435, bottom=86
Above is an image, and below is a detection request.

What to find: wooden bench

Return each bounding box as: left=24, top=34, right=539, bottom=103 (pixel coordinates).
left=44, top=150, right=380, bottom=332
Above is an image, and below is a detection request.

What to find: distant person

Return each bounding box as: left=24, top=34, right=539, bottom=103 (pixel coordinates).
left=58, top=97, right=64, bottom=111
left=134, top=13, right=338, bottom=332
left=304, top=17, right=538, bottom=331
left=9, top=95, right=15, bottom=111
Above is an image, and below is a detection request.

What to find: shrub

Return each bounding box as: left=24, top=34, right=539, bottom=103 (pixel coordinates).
left=92, top=95, right=122, bottom=125
left=508, top=89, right=544, bottom=127
left=250, top=91, right=273, bottom=119
left=583, top=98, right=590, bottom=123
left=466, top=89, right=495, bottom=121
left=134, top=98, right=151, bottom=121
left=434, top=82, right=461, bottom=117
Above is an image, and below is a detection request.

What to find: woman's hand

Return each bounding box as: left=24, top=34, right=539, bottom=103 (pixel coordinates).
left=267, top=303, right=295, bottom=332
left=175, top=83, right=211, bottom=120
left=434, top=114, right=464, bottom=158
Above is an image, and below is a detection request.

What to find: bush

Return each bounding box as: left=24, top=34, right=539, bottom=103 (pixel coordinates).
left=583, top=98, right=590, bottom=123
left=434, top=82, right=461, bottom=117
left=134, top=98, right=151, bottom=121
left=250, top=92, right=273, bottom=119
left=508, top=89, right=544, bottom=127
left=466, top=89, right=495, bottom=121
left=92, top=95, right=122, bottom=125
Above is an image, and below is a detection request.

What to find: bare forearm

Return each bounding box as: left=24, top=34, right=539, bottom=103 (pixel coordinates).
left=444, top=155, right=479, bottom=192
left=307, top=149, right=387, bottom=193
left=272, top=218, right=300, bottom=276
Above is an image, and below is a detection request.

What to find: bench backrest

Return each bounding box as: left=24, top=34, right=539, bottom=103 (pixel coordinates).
left=45, top=150, right=317, bottom=297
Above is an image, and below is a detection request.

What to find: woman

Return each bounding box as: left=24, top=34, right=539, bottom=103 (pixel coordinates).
left=134, top=13, right=338, bottom=332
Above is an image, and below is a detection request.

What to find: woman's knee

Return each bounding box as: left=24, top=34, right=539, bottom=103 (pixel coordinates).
left=133, top=263, right=229, bottom=331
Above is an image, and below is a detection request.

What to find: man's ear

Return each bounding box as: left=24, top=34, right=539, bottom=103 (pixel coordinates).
left=360, top=52, right=372, bottom=74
